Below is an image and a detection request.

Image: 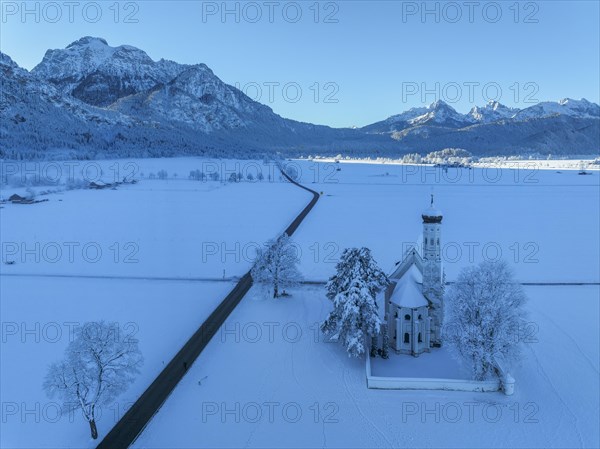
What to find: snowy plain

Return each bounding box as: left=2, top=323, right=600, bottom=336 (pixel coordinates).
left=1, top=157, right=598, bottom=448
left=133, top=285, right=599, bottom=449
left=0, top=158, right=311, bottom=448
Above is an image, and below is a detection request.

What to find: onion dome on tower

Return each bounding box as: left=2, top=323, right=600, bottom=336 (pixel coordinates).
left=422, top=194, right=443, bottom=224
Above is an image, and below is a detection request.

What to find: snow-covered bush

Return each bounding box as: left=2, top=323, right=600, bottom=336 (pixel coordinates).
left=321, top=248, right=389, bottom=357
left=401, top=153, right=423, bottom=164
left=65, top=177, right=88, bottom=190
left=423, top=148, right=474, bottom=165
left=444, top=260, right=527, bottom=381
left=43, top=321, right=143, bottom=439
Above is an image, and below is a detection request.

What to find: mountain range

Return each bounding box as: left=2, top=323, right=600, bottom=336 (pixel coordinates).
left=1, top=36, right=598, bottom=159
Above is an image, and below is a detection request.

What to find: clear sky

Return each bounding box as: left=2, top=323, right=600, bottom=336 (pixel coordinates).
left=1, top=0, right=599, bottom=128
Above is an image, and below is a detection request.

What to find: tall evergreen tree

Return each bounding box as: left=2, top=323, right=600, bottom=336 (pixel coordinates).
left=321, top=248, right=389, bottom=357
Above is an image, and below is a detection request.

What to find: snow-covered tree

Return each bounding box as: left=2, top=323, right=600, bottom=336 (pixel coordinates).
left=381, top=324, right=390, bottom=359
left=251, top=233, right=302, bottom=298
left=444, top=260, right=527, bottom=381
left=282, top=164, right=300, bottom=181
left=157, top=169, right=168, bottom=180
left=325, top=248, right=388, bottom=301
left=43, top=321, right=143, bottom=439
left=321, top=248, right=389, bottom=357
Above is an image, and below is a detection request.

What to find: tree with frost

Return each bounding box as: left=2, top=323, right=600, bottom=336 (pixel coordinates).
left=321, top=248, right=389, bottom=357
left=444, top=260, right=527, bottom=381
left=251, top=233, right=303, bottom=298
left=157, top=169, right=168, bottom=180
left=380, top=324, right=390, bottom=359
left=43, top=321, right=143, bottom=439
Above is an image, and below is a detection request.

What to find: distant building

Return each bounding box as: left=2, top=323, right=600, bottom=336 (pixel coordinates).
left=384, top=196, right=445, bottom=356
left=8, top=194, right=32, bottom=204
left=8, top=194, right=24, bottom=202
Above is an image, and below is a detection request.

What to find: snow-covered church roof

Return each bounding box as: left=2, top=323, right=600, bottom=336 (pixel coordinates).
left=389, top=264, right=429, bottom=308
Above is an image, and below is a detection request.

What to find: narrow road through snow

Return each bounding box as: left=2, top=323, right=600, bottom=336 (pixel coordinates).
left=96, top=168, right=320, bottom=449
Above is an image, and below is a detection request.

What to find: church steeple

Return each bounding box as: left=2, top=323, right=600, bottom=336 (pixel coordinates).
left=421, top=195, right=444, bottom=346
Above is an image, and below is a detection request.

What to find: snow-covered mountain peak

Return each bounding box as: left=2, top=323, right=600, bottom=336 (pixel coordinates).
left=469, top=101, right=519, bottom=123
left=486, top=100, right=505, bottom=111
left=0, top=52, right=18, bottom=69
left=558, top=97, right=589, bottom=106
left=427, top=99, right=453, bottom=110
left=409, top=100, right=470, bottom=127
left=66, top=36, right=109, bottom=49
left=32, top=37, right=189, bottom=107
left=515, top=98, right=600, bottom=120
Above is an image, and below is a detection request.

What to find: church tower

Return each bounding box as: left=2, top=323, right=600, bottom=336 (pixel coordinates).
left=421, top=195, right=444, bottom=346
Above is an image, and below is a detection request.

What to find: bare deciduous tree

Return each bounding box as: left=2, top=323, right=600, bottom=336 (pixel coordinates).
left=252, top=233, right=302, bottom=298
left=43, top=321, right=143, bottom=439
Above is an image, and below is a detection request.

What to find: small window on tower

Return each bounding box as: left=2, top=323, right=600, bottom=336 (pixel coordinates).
left=404, top=314, right=411, bottom=321
left=404, top=333, right=410, bottom=344
left=418, top=333, right=422, bottom=343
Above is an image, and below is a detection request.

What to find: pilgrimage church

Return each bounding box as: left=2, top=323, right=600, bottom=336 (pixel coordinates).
left=384, top=196, right=445, bottom=356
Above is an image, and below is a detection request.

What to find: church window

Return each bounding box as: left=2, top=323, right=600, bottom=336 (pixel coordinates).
left=418, top=314, right=422, bottom=320
left=418, top=333, right=422, bottom=343
left=404, top=333, right=410, bottom=344
left=404, top=314, right=411, bottom=321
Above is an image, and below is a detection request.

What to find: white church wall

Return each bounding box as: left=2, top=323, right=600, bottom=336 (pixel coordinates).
left=366, top=344, right=515, bottom=396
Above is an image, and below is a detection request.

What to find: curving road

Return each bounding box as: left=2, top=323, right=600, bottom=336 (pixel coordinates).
left=97, top=168, right=320, bottom=449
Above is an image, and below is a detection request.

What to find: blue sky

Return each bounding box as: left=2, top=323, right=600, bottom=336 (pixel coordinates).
left=1, top=1, right=599, bottom=127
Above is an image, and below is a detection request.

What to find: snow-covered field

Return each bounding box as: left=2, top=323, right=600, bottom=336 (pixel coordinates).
left=0, top=277, right=232, bottom=447
left=1, top=158, right=598, bottom=448
left=0, top=158, right=311, bottom=448
left=288, top=159, right=600, bottom=283
left=1, top=158, right=311, bottom=279
left=133, top=284, right=599, bottom=449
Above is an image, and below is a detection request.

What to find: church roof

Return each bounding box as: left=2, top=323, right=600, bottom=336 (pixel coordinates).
left=389, top=263, right=429, bottom=309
